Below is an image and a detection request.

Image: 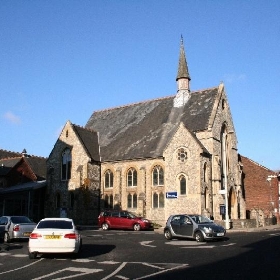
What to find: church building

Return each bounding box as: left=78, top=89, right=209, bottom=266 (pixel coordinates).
left=46, top=39, right=246, bottom=227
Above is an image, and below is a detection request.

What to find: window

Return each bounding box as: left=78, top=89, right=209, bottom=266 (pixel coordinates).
left=69, top=192, right=75, bottom=208
left=127, top=168, right=137, bottom=187
left=153, top=166, right=164, bottom=186
left=203, top=163, right=208, bottom=183
left=104, top=194, right=113, bottom=209
left=127, top=193, right=137, bottom=208
left=153, top=192, right=164, bottom=208
left=55, top=193, right=61, bottom=208
left=179, top=175, right=186, bottom=195
left=105, top=170, right=113, bottom=188
left=61, top=148, right=71, bottom=180
left=177, top=148, right=187, bottom=162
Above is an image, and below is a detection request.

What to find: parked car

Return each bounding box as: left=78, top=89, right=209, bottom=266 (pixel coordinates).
left=28, top=218, right=82, bottom=259
left=98, top=210, right=154, bottom=231
left=0, top=216, right=36, bottom=243
left=164, top=214, right=226, bottom=242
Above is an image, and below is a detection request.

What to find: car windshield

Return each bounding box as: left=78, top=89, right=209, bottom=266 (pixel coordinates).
left=11, top=216, right=33, bottom=223
left=189, top=215, right=212, bottom=224
left=127, top=212, right=136, bottom=218
left=37, top=220, right=73, bottom=229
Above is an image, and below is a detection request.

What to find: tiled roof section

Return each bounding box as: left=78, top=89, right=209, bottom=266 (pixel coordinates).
left=0, top=149, right=21, bottom=160
left=181, top=87, right=219, bottom=131
left=25, top=157, right=47, bottom=180
left=72, top=124, right=100, bottom=162
left=0, top=157, right=21, bottom=176
left=86, top=87, right=218, bottom=161
left=0, top=156, right=47, bottom=180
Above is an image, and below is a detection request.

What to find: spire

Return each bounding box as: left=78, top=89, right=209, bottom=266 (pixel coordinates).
left=176, top=35, right=191, bottom=82
left=173, top=36, right=191, bottom=108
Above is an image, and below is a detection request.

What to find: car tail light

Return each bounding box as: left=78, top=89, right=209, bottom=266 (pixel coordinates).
left=30, top=233, right=42, bottom=239
left=64, top=233, right=77, bottom=239
left=13, top=225, right=20, bottom=232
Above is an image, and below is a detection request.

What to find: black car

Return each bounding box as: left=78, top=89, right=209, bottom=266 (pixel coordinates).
left=164, top=214, right=226, bottom=242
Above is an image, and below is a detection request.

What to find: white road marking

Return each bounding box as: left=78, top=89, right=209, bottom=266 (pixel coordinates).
left=221, top=243, right=236, bottom=247
left=166, top=240, right=206, bottom=246
left=32, top=267, right=102, bottom=280
left=72, top=259, right=96, bottom=263
left=269, top=233, right=280, bottom=236
left=0, top=258, right=43, bottom=275
left=101, top=262, right=127, bottom=280
left=140, top=241, right=156, bottom=247
left=181, top=245, right=215, bottom=249
left=98, top=260, right=121, bottom=264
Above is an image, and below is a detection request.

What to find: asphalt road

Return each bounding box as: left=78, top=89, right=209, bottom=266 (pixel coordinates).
left=1, top=228, right=280, bottom=280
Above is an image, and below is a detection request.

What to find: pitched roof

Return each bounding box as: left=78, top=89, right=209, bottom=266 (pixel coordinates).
left=0, top=149, right=22, bottom=160
left=0, top=156, right=47, bottom=180
left=72, top=124, right=100, bottom=162
left=86, top=87, right=219, bottom=161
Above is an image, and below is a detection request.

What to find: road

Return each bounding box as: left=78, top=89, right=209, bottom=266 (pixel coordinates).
left=1, top=228, right=280, bottom=280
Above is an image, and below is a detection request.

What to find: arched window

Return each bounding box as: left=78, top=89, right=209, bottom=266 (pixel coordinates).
left=153, top=166, right=164, bottom=186
left=69, top=192, right=74, bottom=208
left=55, top=193, right=61, bottom=208
left=180, top=175, right=186, bottom=195
left=153, top=192, right=165, bottom=208
left=61, top=148, right=71, bottom=180
left=153, top=193, right=158, bottom=208
left=105, top=194, right=113, bottom=209
left=159, top=192, right=164, bottom=208
left=203, top=162, right=208, bottom=183
left=127, top=193, right=137, bottom=208
left=127, top=168, right=137, bottom=187
left=105, top=170, right=113, bottom=188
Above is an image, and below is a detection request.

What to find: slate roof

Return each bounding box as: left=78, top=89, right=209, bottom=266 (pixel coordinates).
left=72, top=124, right=100, bottom=162
left=0, top=156, right=47, bottom=180
left=0, top=149, right=22, bottom=160
left=86, top=86, right=219, bottom=162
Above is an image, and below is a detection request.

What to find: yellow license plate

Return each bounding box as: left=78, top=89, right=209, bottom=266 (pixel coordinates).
left=44, top=235, right=61, bottom=239
left=24, top=232, right=31, bottom=236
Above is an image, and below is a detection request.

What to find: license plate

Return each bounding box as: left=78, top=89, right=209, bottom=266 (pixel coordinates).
left=24, top=232, right=31, bottom=236
left=44, top=235, right=61, bottom=239
left=217, top=232, right=224, bottom=236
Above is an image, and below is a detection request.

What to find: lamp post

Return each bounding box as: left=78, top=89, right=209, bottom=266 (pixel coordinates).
left=267, top=175, right=277, bottom=214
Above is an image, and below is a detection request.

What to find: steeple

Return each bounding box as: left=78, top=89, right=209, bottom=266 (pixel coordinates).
left=176, top=35, right=191, bottom=91
left=174, top=36, right=191, bottom=108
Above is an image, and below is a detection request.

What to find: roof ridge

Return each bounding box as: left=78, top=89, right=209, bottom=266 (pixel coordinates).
left=191, top=85, right=219, bottom=94
left=241, top=155, right=273, bottom=172
left=72, top=123, right=97, bottom=133
left=93, top=94, right=175, bottom=113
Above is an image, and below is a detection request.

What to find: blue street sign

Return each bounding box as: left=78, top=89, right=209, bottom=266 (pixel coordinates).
left=166, top=192, right=178, bottom=199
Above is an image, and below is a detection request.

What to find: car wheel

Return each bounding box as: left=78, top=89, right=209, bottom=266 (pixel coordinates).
left=133, top=223, right=141, bottom=231
left=102, top=223, right=109, bottom=230
left=29, top=252, right=37, bottom=259
left=195, top=231, right=204, bottom=242
left=4, top=232, right=11, bottom=243
left=164, top=229, right=173, bottom=240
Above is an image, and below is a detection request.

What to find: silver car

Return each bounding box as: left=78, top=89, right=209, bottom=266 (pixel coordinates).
left=0, top=216, right=36, bottom=243
left=164, top=214, right=226, bottom=242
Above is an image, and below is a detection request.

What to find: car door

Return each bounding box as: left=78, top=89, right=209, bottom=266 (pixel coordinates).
left=176, top=215, right=193, bottom=237
left=119, top=211, right=133, bottom=229
left=170, top=215, right=182, bottom=235
left=0, top=217, right=6, bottom=241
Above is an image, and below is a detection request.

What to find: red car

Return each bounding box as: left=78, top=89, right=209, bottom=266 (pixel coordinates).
left=98, top=210, right=154, bottom=231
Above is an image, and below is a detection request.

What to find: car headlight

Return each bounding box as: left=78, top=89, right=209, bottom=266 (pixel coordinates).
left=203, top=227, right=213, bottom=232
left=142, top=219, right=149, bottom=223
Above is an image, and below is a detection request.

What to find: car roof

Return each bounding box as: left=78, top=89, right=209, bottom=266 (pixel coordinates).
left=39, top=218, right=73, bottom=222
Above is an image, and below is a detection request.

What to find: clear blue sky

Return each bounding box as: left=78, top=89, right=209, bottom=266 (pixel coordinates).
left=1, top=1, right=279, bottom=171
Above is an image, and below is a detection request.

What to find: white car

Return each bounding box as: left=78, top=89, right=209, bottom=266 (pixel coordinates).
left=28, top=218, right=82, bottom=259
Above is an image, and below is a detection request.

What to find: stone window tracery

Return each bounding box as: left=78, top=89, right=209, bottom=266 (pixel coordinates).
left=127, top=168, right=137, bottom=187
left=177, top=148, right=188, bottom=162
left=61, top=148, right=71, bottom=180
left=153, top=165, right=164, bottom=186
left=104, top=169, right=113, bottom=188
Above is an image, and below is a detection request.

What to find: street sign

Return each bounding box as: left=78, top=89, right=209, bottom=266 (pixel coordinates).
left=166, top=192, right=178, bottom=199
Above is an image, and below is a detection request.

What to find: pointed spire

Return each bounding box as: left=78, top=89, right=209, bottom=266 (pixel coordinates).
left=176, top=35, right=191, bottom=82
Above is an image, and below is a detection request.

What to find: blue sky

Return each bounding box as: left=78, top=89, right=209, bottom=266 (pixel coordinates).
left=1, top=1, right=279, bottom=170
